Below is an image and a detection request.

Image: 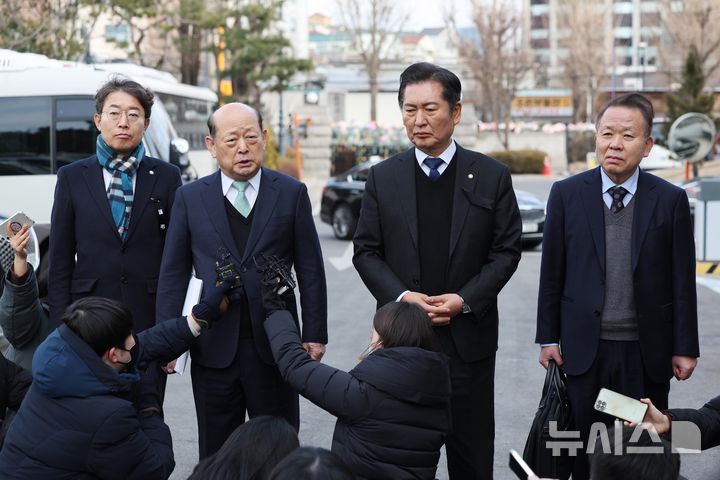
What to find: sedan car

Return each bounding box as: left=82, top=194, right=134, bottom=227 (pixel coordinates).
left=320, top=161, right=546, bottom=248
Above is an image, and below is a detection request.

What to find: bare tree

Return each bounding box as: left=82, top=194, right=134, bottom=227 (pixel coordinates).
left=0, top=0, right=102, bottom=60
left=556, top=0, right=609, bottom=122
left=450, top=0, right=533, bottom=149
left=657, top=0, right=720, bottom=83
left=336, top=0, right=408, bottom=122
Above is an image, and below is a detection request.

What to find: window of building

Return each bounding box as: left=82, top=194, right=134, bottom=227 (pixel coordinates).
left=531, top=14, right=549, bottom=29
left=614, top=37, right=633, bottom=47
left=614, top=13, right=633, bottom=27
left=105, top=24, right=130, bottom=44
left=531, top=38, right=550, bottom=49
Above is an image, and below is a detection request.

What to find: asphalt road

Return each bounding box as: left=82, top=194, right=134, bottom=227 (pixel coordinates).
left=166, top=175, right=720, bottom=479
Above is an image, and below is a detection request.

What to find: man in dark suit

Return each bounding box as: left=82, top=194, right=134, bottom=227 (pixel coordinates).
left=155, top=102, right=327, bottom=458
left=536, top=93, right=699, bottom=479
left=353, top=62, right=522, bottom=479
left=49, top=78, right=182, bottom=332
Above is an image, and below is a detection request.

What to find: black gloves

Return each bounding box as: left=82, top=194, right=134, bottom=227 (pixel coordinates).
left=256, top=255, right=296, bottom=316
left=191, top=279, right=233, bottom=329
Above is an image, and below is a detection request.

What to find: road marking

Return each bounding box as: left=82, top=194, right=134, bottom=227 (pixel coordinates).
left=329, top=242, right=354, bottom=271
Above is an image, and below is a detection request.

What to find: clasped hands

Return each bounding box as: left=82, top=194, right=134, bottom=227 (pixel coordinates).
left=401, top=291, right=463, bottom=325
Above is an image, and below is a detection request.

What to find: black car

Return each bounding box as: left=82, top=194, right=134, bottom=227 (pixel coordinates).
left=320, top=161, right=546, bottom=248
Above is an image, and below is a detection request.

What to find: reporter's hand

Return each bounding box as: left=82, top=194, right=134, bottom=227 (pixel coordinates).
left=539, top=345, right=563, bottom=368
left=261, top=277, right=295, bottom=314
left=191, top=280, right=233, bottom=329
left=8, top=224, right=30, bottom=280
left=304, top=342, right=326, bottom=361
left=624, top=398, right=671, bottom=436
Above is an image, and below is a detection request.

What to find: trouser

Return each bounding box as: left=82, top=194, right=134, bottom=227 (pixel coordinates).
left=191, top=337, right=299, bottom=459
left=566, top=340, right=669, bottom=480
left=437, top=327, right=496, bottom=480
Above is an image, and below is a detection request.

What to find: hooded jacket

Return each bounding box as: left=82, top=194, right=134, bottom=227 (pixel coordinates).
left=265, top=311, right=451, bottom=480
left=0, top=316, right=194, bottom=479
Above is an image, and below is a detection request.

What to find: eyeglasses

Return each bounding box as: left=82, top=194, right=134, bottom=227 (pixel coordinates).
left=101, top=110, right=144, bottom=123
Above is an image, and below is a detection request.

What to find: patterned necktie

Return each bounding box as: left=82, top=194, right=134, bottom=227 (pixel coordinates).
left=423, top=157, right=443, bottom=182
left=608, top=186, right=628, bottom=213
left=233, top=181, right=251, bottom=217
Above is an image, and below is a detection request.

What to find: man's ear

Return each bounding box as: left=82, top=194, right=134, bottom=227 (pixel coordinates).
left=205, top=135, right=217, bottom=158
left=105, top=347, right=119, bottom=364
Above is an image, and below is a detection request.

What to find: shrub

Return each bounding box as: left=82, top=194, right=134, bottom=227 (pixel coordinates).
left=488, top=149, right=546, bottom=173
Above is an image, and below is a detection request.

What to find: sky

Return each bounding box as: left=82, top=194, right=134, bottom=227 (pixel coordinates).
left=309, top=0, right=474, bottom=30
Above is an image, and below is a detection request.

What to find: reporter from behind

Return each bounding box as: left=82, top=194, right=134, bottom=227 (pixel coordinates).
left=0, top=284, right=229, bottom=479
left=0, top=224, right=53, bottom=370
left=262, top=276, right=451, bottom=480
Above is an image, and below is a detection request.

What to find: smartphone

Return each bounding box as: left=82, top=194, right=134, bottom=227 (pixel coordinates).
left=594, top=388, right=648, bottom=424
left=0, top=211, right=35, bottom=237
left=509, top=449, right=535, bottom=479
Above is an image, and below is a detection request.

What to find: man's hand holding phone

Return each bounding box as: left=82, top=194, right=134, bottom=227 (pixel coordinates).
left=6, top=222, right=31, bottom=281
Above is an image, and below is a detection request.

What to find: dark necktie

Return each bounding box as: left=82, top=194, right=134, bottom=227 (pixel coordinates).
left=423, top=157, right=443, bottom=182
left=608, top=186, right=628, bottom=213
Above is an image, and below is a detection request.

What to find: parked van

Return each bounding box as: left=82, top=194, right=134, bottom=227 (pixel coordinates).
left=0, top=49, right=216, bottom=279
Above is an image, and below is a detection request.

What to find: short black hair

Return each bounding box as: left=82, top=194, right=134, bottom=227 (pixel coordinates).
left=373, top=302, right=439, bottom=352
left=398, top=62, right=462, bottom=110
left=596, top=92, right=654, bottom=138
left=269, top=447, right=356, bottom=480
left=95, top=77, right=154, bottom=119
left=62, top=297, right=134, bottom=357
left=590, top=425, right=679, bottom=480
left=188, top=416, right=298, bottom=480
left=207, top=103, right=264, bottom=137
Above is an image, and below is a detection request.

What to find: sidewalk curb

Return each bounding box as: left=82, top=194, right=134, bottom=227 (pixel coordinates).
left=697, top=262, right=720, bottom=276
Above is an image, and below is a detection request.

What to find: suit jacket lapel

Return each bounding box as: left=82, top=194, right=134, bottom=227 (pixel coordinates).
left=395, top=149, right=419, bottom=250
left=580, top=168, right=606, bottom=275
left=125, top=159, right=158, bottom=243
left=631, top=170, right=658, bottom=271
left=201, top=171, right=243, bottom=264
left=242, top=168, right=279, bottom=264
left=82, top=158, right=120, bottom=240
left=449, top=146, right=475, bottom=259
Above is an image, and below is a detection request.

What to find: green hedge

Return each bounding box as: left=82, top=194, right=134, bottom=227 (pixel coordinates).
left=488, top=149, right=547, bottom=174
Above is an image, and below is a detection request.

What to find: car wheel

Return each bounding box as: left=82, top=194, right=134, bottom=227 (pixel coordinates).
left=332, top=204, right=357, bottom=240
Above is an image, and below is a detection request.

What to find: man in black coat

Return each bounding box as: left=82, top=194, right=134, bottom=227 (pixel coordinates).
left=49, top=78, right=182, bottom=332
left=536, top=93, right=699, bottom=479
left=0, top=354, right=31, bottom=447
left=353, top=62, right=522, bottom=479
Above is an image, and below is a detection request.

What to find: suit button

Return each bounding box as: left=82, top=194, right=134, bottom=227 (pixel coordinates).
left=121, top=276, right=128, bottom=284
left=412, top=278, right=420, bottom=286
left=594, top=310, right=601, bottom=317
left=120, top=245, right=126, bottom=253
left=241, top=267, right=247, bottom=273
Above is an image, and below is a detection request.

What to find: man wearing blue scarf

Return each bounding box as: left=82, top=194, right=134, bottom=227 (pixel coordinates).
left=48, top=78, right=182, bottom=333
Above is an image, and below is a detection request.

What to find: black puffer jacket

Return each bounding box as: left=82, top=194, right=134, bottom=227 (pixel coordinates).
left=265, top=311, right=451, bottom=480
left=0, top=354, right=31, bottom=446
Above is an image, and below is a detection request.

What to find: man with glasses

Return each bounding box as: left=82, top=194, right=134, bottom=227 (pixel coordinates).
left=0, top=288, right=229, bottom=479
left=48, top=77, right=182, bottom=333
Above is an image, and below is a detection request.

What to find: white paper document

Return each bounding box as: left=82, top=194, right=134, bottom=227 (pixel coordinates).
left=175, top=274, right=203, bottom=375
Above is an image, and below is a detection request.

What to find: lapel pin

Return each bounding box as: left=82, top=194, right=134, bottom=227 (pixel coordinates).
left=149, top=170, right=155, bottom=175
left=468, top=173, right=474, bottom=179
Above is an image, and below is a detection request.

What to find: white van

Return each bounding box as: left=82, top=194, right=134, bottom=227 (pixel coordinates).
left=0, top=49, right=215, bottom=280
